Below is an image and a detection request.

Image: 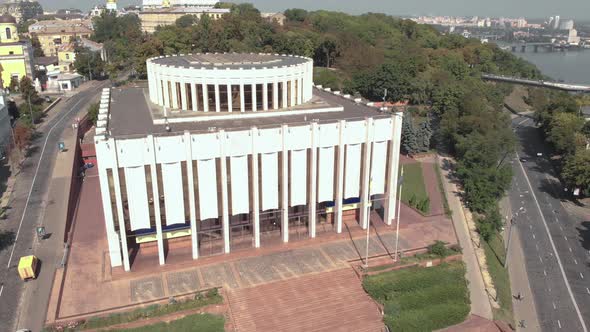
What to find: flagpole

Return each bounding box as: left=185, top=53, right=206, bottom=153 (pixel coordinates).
left=394, top=166, right=404, bottom=261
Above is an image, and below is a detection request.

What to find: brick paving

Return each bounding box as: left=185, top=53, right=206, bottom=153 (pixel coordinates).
left=46, top=154, right=458, bottom=331
left=227, top=268, right=385, bottom=332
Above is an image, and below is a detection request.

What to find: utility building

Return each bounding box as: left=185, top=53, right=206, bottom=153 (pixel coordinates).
left=95, top=53, right=403, bottom=271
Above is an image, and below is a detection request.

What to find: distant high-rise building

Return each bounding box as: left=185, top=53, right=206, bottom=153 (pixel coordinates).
left=559, top=19, right=574, bottom=30
left=553, top=15, right=560, bottom=29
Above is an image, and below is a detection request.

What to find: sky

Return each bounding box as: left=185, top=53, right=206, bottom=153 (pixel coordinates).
left=35, top=0, right=590, bottom=20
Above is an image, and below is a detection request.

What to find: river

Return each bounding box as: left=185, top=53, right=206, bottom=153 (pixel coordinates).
left=511, top=49, right=590, bottom=85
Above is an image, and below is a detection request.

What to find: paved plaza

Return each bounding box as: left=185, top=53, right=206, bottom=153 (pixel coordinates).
left=46, top=158, right=456, bottom=327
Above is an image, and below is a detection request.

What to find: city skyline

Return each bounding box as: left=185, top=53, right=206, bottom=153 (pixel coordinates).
left=34, top=0, right=590, bottom=21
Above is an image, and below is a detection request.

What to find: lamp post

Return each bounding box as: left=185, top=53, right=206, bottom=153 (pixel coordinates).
left=504, top=206, right=525, bottom=267
left=394, top=166, right=404, bottom=261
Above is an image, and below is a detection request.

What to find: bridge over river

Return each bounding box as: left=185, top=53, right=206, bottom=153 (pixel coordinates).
left=482, top=74, right=590, bottom=93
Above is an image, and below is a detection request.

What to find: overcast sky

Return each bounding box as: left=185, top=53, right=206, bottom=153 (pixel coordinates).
left=36, top=0, right=590, bottom=20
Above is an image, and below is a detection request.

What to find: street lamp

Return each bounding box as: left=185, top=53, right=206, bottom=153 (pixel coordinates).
left=504, top=206, right=525, bottom=267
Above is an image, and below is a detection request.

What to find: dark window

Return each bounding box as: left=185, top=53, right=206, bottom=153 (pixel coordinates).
left=5, top=27, right=11, bottom=40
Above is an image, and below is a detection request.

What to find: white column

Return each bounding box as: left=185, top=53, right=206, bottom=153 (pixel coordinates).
left=219, top=130, right=230, bottom=253
left=263, top=83, right=268, bottom=111
left=282, top=81, right=288, bottom=108
left=251, top=83, right=257, bottom=112
left=148, top=135, right=165, bottom=265
left=214, top=83, right=221, bottom=112
left=97, top=157, right=122, bottom=267
left=180, top=82, right=188, bottom=111
left=110, top=139, right=130, bottom=271
left=273, top=81, right=279, bottom=110
left=335, top=120, right=345, bottom=233
left=240, top=83, right=245, bottom=113
left=185, top=132, right=198, bottom=259
left=227, top=85, right=233, bottom=113
left=281, top=124, right=289, bottom=242
left=360, top=118, right=374, bottom=230
left=202, top=84, right=209, bottom=113
left=290, top=79, right=296, bottom=107
left=155, top=73, right=163, bottom=105
left=297, top=77, right=303, bottom=105
left=384, top=113, right=403, bottom=225
left=163, top=80, right=171, bottom=108
left=251, top=127, right=261, bottom=248
left=171, top=81, right=179, bottom=109
left=309, top=122, right=318, bottom=238
left=191, top=83, right=198, bottom=112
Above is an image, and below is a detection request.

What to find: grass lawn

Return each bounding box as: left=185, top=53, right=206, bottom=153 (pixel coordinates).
left=400, top=162, right=430, bottom=214
left=363, top=261, right=470, bottom=332
left=43, top=289, right=222, bottom=332
left=482, top=232, right=514, bottom=324
left=113, top=313, right=225, bottom=332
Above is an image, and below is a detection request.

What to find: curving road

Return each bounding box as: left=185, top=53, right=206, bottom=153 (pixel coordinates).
left=0, top=81, right=107, bottom=332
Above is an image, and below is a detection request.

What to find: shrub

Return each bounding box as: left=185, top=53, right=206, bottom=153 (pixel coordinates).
left=428, top=240, right=449, bottom=257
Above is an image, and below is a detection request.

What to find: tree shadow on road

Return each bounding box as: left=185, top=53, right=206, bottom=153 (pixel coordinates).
left=0, top=230, right=15, bottom=251
left=576, top=221, right=590, bottom=251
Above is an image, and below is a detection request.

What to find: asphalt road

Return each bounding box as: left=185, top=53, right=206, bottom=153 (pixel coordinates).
left=510, top=113, right=589, bottom=332
left=0, top=82, right=106, bottom=332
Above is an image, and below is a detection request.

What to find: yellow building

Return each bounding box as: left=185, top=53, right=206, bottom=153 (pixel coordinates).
left=0, top=14, right=34, bottom=88
left=57, top=43, right=76, bottom=73
left=28, top=20, right=93, bottom=57
left=139, top=7, right=229, bottom=33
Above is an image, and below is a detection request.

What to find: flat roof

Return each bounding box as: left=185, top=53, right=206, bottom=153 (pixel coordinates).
left=107, top=82, right=385, bottom=138
left=151, top=53, right=307, bottom=70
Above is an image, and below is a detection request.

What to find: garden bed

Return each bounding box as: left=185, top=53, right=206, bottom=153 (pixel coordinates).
left=43, top=288, right=222, bottom=331
left=363, top=261, right=470, bottom=332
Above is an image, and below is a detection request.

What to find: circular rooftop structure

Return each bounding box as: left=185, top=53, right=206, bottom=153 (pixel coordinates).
left=147, top=53, right=313, bottom=113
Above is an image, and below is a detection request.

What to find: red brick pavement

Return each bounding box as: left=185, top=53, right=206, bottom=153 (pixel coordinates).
left=227, top=268, right=384, bottom=332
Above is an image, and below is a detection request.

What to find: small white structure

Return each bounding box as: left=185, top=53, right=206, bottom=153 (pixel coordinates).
left=96, top=53, right=403, bottom=271
left=57, top=73, right=83, bottom=91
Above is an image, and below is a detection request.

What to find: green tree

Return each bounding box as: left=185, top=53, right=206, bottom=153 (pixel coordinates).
left=87, top=102, right=100, bottom=125
left=284, top=8, right=308, bottom=22
left=73, top=48, right=105, bottom=80
left=30, top=34, right=44, bottom=58
left=401, top=113, right=419, bottom=155
left=175, top=14, right=198, bottom=28
left=562, top=150, right=590, bottom=196
left=547, top=112, right=585, bottom=155
left=19, top=76, right=40, bottom=104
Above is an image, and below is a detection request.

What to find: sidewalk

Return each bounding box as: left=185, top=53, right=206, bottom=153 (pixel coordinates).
left=438, top=156, right=494, bottom=320
left=15, top=128, right=79, bottom=331
left=500, top=197, right=541, bottom=331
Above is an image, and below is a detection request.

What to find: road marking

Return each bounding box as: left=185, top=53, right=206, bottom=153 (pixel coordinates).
left=581, top=273, right=584, bottom=279
left=574, top=259, right=578, bottom=265
left=558, top=320, right=562, bottom=329
left=5, top=97, right=86, bottom=269
left=535, top=244, right=539, bottom=251
left=586, top=288, right=590, bottom=294
left=569, top=247, right=573, bottom=252
left=544, top=270, right=547, bottom=276
left=515, top=152, right=589, bottom=332
left=539, top=255, right=543, bottom=263
left=564, top=236, right=568, bottom=241
left=559, top=225, right=564, bottom=231
left=0, top=284, right=3, bottom=297
left=553, top=302, right=557, bottom=309
left=532, top=233, right=536, bottom=239
left=529, top=224, right=533, bottom=230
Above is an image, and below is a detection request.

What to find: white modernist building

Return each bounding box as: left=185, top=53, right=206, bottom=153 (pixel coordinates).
left=95, top=53, right=403, bottom=271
